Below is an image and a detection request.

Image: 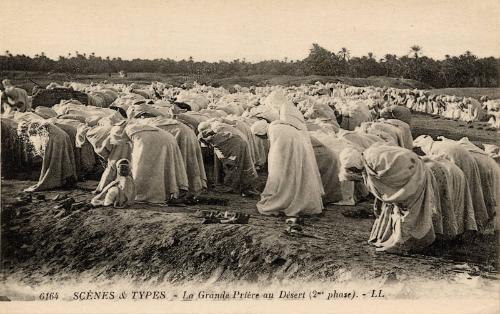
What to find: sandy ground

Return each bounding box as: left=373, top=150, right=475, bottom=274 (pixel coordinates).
left=1, top=114, right=499, bottom=298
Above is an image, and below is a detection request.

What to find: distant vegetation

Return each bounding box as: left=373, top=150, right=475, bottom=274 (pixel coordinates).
left=1, top=44, right=498, bottom=88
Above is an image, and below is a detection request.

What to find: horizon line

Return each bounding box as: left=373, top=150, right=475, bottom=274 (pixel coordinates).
left=2, top=49, right=499, bottom=63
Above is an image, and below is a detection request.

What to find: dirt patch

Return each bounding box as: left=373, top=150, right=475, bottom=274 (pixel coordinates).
left=1, top=180, right=498, bottom=285
left=426, top=87, right=500, bottom=100
left=411, top=112, right=499, bottom=145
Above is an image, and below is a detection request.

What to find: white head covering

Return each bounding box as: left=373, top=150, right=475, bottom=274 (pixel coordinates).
left=197, top=121, right=212, bottom=134
left=248, top=105, right=279, bottom=122
left=210, top=120, right=226, bottom=133
left=338, top=147, right=364, bottom=181
left=2, top=79, right=13, bottom=88
left=109, top=121, right=129, bottom=145
left=264, top=89, right=306, bottom=131
left=413, top=135, right=434, bottom=155
left=250, top=119, right=269, bottom=136
left=116, top=158, right=131, bottom=174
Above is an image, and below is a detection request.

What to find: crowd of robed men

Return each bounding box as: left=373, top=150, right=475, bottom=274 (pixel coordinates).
left=1, top=79, right=499, bottom=254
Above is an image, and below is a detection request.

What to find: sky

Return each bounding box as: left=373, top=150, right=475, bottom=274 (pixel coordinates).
left=1, top=0, right=499, bottom=62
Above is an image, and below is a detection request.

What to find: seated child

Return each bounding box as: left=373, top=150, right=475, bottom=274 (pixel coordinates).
left=91, top=158, right=136, bottom=208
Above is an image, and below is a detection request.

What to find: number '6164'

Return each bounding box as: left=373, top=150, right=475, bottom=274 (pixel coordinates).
left=39, top=292, right=59, bottom=300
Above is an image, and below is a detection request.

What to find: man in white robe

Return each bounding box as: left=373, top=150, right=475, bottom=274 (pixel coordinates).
left=254, top=90, right=324, bottom=217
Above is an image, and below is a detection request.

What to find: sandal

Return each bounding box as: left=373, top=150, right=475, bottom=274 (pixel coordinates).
left=196, top=209, right=221, bottom=218
left=202, top=215, right=221, bottom=224
left=283, top=225, right=327, bottom=240
left=199, top=210, right=223, bottom=224
left=235, top=213, right=250, bottom=224
left=52, top=193, right=70, bottom=201
left=184, top=196, right=198, bottom=205
left=285, top=217, right=304, bottom=225
left=220, top=212, right=250, bottom=224
left=283, top=224, right=304, bottom=236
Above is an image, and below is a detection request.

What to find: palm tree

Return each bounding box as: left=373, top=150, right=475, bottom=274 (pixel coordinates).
left=409, top=45, right=422, bottom=59
left=409, top=45, right=423, bottom=80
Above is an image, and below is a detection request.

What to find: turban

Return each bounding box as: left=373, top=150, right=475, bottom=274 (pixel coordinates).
left=338, top=147, right=364, bottom=181
left=483, top=144, right=500, bottom=159
left=198, top=121, right=211, bottom=132
left=250, top=119, right=269, bottom=136
left=413, top=135, right=434, bottom=155
left=210, top=120, right=226, bottom=133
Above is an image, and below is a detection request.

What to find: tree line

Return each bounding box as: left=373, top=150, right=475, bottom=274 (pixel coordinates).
left=1, top=44, right=498, bottom=88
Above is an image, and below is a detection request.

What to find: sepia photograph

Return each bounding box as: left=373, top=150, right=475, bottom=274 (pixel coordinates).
left=0, top=0, right=499, bottom=313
